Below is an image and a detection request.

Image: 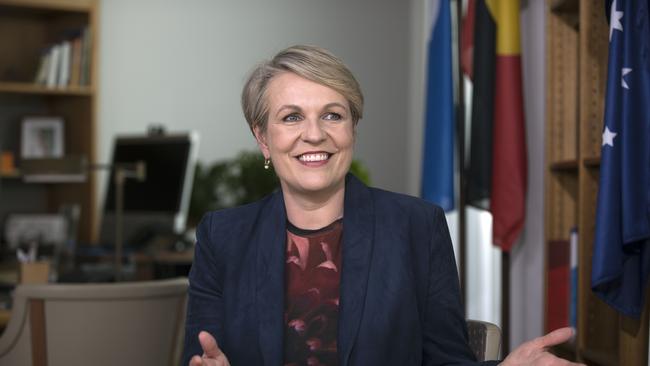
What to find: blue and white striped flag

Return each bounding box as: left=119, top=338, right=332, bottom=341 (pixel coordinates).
left=421, top=0, right=455, bottom=211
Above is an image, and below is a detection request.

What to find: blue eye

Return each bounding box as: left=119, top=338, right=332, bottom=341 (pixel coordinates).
left=323, top=113, right=341, bottom=121
left=283, top=113, right=302, bottom=122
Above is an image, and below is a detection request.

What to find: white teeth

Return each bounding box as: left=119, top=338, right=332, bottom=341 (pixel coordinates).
left=299, top=153, right=329, bottom=162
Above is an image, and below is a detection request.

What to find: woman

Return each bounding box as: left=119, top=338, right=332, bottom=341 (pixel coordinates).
left=183, top=45, right=580, bottom=366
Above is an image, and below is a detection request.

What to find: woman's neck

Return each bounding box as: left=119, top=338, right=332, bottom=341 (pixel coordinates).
left=281, top=183, right=345, bottom=230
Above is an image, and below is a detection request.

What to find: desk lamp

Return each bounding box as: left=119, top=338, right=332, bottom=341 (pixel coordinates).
left=22, top=157, right=146, bottom=281
left=89, top=161, right=146, bottom=281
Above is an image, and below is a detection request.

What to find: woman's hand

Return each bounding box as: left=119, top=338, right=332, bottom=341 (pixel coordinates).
left=189, top=331, right=231, bottom=366
left=500, top=327, right=585, bottom=366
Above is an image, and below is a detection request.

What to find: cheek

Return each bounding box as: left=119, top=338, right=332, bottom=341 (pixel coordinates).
left=265, top=130, right=292, bottom=153
left=341, top=129, right=355, bottom=149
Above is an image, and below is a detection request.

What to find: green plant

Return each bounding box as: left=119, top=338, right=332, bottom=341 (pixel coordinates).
left=188, top=151, right=370, bottom=226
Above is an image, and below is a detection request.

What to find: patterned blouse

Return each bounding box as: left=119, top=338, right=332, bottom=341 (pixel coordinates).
left=284, top=219, right=343, bottom=366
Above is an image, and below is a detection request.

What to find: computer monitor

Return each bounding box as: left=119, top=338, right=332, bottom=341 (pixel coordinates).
left=99, top=132, right=199, bottom=248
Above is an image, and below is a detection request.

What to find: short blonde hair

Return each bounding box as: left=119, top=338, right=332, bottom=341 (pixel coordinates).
left=241, top=45, right=364, bottom=134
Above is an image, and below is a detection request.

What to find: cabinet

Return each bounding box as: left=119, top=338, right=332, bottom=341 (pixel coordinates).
left=0, top=0, right=98, bottom=243
left=545, top=0, right=648, bottom=364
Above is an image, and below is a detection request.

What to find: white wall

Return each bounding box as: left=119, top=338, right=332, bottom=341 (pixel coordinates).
left=510, top=0, right=545, bottom=350
left=98, top=0, right=413, bottom=200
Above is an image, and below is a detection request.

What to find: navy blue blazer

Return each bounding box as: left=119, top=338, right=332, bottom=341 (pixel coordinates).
left=182, top=174, right=498, bottom=365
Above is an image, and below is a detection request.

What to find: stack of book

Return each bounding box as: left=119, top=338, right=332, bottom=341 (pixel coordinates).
left=33, top=27, right=92, bottom=88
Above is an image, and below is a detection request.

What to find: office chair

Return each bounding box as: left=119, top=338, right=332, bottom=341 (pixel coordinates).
left=0, top=278, right=187, bottom=366
left=467, top=319, right=502, bottom=361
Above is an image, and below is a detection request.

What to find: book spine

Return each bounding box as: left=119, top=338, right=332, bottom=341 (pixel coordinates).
left=69, top=37, right=82, bottom=87
left=546, top=239, right=570, bottom=332
left=46, top=45, right=60, bottom=88
left=58, top=41, right=71, bottom=87
left=79, top=27, right=92, bottom=86
left=569, top=227, right=578, bottom=329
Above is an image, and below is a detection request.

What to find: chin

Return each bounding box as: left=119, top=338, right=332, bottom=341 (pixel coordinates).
left=292, top=174, right=346, bottom=194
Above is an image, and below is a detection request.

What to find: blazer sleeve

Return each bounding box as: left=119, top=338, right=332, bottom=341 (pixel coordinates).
left=181, top=212, right=225, bottom=365
left=421, top=206, right=500, bottom=366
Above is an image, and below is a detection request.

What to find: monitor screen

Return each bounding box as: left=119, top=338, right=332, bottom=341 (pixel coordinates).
left=99, top=132, right=198, bottom=248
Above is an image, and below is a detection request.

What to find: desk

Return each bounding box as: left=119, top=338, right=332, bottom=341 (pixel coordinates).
left=75, top=247, right=194, bottom=281
left=133, top=249, right=194, bottom=280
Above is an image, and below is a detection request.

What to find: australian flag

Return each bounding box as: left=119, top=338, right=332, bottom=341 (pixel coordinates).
left=592, top=0, right=650, bottom=318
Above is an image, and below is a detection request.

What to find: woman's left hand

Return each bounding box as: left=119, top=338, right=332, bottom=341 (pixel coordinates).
left=500, top=327, right=585, bottom=366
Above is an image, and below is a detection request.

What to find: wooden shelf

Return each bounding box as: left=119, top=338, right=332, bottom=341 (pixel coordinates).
left=0, top=0, right=98, bottom=243
left=549, top=0, right=579, bottom=14
left=545, top=0, right=647, bottom=364
left=551, top=342, right=578, bottom=361
left=549, top=0, right=579, bottom=29
left=580, top=347, right=619, bottom=366
left=0, top=82, right=93, bottom=96
left=0, top=170, right=21, bottom=179
left=0, top=0, right=93, bottom=13
left=549, top=159, right=579, bottom=172
left=583, top=156, right=601, bottom=168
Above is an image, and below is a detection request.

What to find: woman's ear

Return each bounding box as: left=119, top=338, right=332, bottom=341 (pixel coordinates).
left=253, top=126, right=270, bottom=159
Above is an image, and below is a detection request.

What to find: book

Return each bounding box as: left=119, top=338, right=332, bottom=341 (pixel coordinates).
left=79, top=27, right=92, bottom=86
left=58, top=41, right=71, bottom=87
left=546, top=239, right=570, bottom=333
left=34, top=49, right=51, bottom=85
left=46, top=45, right=60, bottom=88
left=569, top=227, right=578, bottom=329
left=69, top=37, right=82, bottom=86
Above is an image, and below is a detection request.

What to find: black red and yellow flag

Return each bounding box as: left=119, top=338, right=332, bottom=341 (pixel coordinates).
left=466, top=0, right=527, bottom=252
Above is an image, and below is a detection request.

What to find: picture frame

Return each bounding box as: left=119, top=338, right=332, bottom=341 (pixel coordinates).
left=21, top=116, right=65, bottom=159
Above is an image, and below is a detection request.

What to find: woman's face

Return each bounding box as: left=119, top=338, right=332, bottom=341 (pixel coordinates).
left=255, top=72, right=355, bottom=197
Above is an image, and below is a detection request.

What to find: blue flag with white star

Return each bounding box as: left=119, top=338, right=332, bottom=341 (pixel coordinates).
left=421, top=0, right=454, bottom=211
left=592, top=0, right=650, bottom=318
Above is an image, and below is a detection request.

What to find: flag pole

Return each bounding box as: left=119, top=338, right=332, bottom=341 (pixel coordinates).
left=502, top=250, right=510, bottom=354
left=454, top=0, right=467, bottom=305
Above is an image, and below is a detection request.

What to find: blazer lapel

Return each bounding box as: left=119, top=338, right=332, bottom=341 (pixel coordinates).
left=338, top=174, right=375, bottom=366
left=255, top=190, right=287, bottom=366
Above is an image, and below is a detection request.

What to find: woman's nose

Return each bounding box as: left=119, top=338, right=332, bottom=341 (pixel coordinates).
left=301, top=118, right=326, bottom=143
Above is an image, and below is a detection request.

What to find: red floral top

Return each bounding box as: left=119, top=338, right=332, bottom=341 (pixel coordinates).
left=284, top=219, right=343, bottom=366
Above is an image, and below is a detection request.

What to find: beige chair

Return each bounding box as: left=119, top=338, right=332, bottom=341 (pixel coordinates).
left=467, top=319, right=502, bottom=361
left=0, top=278, right=187, bottom=366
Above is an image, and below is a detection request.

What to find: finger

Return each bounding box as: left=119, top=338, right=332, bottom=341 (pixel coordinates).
left=199, top=331, right=223, bottom=358
left=535, top=327, right=575, bottom=348
left=189, top=355, right=203, bottom=366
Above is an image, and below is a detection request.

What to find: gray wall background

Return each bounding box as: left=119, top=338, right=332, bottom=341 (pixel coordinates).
left=98, top=0, right=411, bottom=197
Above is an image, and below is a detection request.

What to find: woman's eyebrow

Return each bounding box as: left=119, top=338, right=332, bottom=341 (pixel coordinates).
left=276, top=104, right=301, bottom=117
left=322, top=102, right=347, bottom=110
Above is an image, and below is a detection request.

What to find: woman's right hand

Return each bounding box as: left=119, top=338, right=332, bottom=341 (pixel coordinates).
left=189, top=331, right=231, bottom=366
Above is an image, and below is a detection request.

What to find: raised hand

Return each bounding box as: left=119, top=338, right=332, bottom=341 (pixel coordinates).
left=500, top=327, right=585, bottom=366
left=189, top=331, right=231, bottom=366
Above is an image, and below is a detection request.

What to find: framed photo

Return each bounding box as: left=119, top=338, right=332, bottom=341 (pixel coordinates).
left=21, top=116, right=65, bottom=159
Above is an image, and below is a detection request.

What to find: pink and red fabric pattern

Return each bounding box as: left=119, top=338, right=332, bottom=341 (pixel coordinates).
left=284, top=219, right=343, bottom=366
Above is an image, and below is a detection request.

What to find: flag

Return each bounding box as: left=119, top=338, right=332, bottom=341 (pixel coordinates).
left=466, top=0, right=527, bottom=251
left=461, top=0, right=476, bottom=79
left=591, top=0, right=650, bottom=318
left=421, top=0, right=455, bottom=211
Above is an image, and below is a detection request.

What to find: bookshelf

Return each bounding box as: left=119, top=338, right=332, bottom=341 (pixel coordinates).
left=545, top=0, right=648, bottom=365
left=0, top=0, right=98, bottom=243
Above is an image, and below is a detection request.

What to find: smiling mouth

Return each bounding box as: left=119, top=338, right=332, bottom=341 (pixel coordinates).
left=297, top=152, right=331, bottom=163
